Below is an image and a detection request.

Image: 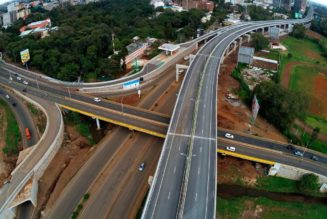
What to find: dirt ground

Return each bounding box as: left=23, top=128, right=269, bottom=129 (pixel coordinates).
left=218, top=155, right=267, bottom=186
left=312, top=73, right=327, bottom=117
left=218, top=50, right=287, bottom=142
left=35, top=125, right=96, bottom=218
left=281, top=61, right=301, bottom=87
left=306, top=30, right=323, bottom=40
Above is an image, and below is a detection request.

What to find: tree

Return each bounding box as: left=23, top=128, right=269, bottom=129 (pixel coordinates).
left=254, top=81, right=308, bottom=131
left=291, top=24, right=306, bottom=39
left=250, top=33, right=269, bottom=51
left=309, top=127, right=320, bottom=146
left=297, top=174, right=319, bottom=194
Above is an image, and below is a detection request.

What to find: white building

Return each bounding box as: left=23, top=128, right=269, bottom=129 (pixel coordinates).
left=150, top=0, right=165, bottom=8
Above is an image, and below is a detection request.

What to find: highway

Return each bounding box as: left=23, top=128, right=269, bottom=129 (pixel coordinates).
left=142, top=10, right=313, bottom=219
left=0, top=8, right=316, bottom=218
left=44, top=66, right=181, bottom=219
left=0, top=72, right=169, bottom=138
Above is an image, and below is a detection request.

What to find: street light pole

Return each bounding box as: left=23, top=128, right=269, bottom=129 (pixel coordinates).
left=121, top=97, right=124, bottom=114
left=67, top=87, right=71, bottom=99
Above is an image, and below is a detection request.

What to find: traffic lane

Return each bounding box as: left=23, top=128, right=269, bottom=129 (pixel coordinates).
left=104, top=138, right=163, bottom=219
left=217, top=140, right=327, bottom=176
left=46, top=128, right=131, bottom=219
left=0, top=70, right=170, bottom=124
left=144, top=136, right=188, bottom=219
left=0, top=76, right=169, bottom=136
left=0, top=87, right=38, bottom=146
left=217, top=130, right=327, bottom=164
left=182, top=48, right=218, bottom=218
left=79, top=134, right=161, bottom=219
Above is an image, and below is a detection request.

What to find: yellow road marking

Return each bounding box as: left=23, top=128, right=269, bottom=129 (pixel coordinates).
left=217, top=149, right=275, bottom=165
left=60, top=104, right=166, bottom=138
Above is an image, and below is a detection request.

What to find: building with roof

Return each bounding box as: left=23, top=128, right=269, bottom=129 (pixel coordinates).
left=125, top=42, right=148, bottom=64
left=158, top=43, right=180, bottom=55
left=1, top=2, right=30, bottom=28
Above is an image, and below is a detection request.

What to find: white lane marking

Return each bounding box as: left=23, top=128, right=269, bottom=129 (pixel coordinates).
left=167, top=132, right=215, bottom=141
left=202, top=129, right=204, bottom=134
left=200, top=147, right=202, bottom=153
left=174, top=166, right=176, bottom=174
left=168, top=192, right=171, bottom=200
left=198, top=167, right=200, bottom=175
left=195, top=193, right=198, bottom=201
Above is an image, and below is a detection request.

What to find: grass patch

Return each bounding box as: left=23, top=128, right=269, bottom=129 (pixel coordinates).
left=0, top=99, right=20, bottom=155
left=256, top=176, right=298, bottom=193
left=217, top=197, right=246, bottom=219
left=282, top=37, right=326, bottom=64
left=305, top=115, right=327, bottom=135
left=288, top=65, right=315, bottom=94
left=71, top=193, right=90, bottom=219
left=27, top=102, right=39, bottom=115
left=217, top=196, right=327, bottom=219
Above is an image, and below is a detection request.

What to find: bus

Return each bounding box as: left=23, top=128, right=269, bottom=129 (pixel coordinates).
left=25, top=128, right=31, bottom=140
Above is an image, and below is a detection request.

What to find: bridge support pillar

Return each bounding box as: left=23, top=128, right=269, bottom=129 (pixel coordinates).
left=96, top=118, right=101, bottom=130
left=245, top=34, right=251, bottom=43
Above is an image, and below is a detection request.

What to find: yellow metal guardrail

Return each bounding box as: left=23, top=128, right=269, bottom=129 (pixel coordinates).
left=60, top=104, right=166, bottom=138
left=217, top=149, right=275, bottom=165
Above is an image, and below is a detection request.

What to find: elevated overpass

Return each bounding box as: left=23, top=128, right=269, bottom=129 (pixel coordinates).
left=142, top=9, right=313, bottom=219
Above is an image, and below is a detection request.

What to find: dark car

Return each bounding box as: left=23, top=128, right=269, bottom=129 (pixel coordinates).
left=22, top=89, right=27, bottom=92
left=287, top=145, right=295, bottom=151
left=12, top=103, right=16, bottom=107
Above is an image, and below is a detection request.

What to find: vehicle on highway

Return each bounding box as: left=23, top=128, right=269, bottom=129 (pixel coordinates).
left=22, top=88, right=27, bottom=92
left=226, top=146, right=236, bottom=152
left=139, top=162, right=145, bottom=172
left=23, top=80, right=29, bottom=85
left=294, top=150, right=304, bottom=157
left=287, top=144, right=295, bottom=151
left=9, top=76, right=13, bottom=81
left=225, top=133, right=234, bottom=139
left=25, top=128, right=31, bottom=140
left=16, top=76, right=22, bottom=81
left=5, top=94, right=9, bottom=99
left=12, top=102, right=16, bottom=107
left=311, top=156, right=319, bottom=161
left=93, top=97, right=101, bottom=102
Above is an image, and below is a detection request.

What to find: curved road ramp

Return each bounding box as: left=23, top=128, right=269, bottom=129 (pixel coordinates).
left=0, top=94, right=64, bottom=219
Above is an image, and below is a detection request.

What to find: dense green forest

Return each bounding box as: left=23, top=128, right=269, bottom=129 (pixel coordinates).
left=0, top=0, right=212, bottom=81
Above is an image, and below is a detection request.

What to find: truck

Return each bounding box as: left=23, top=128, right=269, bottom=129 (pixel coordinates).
left=25, top=128, right=31, bottom=140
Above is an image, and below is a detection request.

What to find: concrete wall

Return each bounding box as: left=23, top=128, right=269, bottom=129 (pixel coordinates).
left=269, top=163, right=327, bottom=184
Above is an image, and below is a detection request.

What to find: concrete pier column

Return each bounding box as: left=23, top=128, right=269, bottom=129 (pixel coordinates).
left=96, top=118, right=101, bottom=130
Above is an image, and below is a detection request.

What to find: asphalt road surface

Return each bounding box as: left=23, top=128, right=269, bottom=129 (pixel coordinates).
left=0, top=87, right=38, bottom=147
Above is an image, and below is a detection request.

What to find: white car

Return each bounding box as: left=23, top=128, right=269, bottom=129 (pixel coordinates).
left=139, top=162, right=145, bottom=172
left=5, top=94, right=10, bottom=99
left=226, top=146, right=236, bottom=152
left=23, top=80, right=29, bottom=85
left=16, top=76, right=22, bottom=81
left=9, top=76, right=13, bottom=81
left=225, top=133, right=234, bottom=139
left=93, top=97, right=101, bottom=102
